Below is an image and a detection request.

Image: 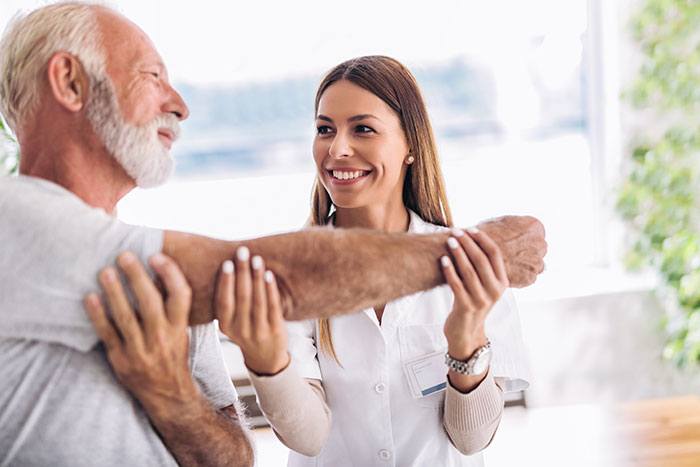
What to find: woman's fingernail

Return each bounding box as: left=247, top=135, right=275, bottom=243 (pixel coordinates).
left=119, top=251, right=136, bottom=265
left=222, top=260, right=234, bottom=274
left=252, top=256, right=263, bottom=270
left=441, top=256, right=451, bottom=267
left=468, top=227, right=480, bottom=234
left=150, top=253, right=166, bottom=267
left=447, top=237, right=459, bottom=249
left=237, top=246, right=250, bottom=262
left=451, top=228, right=465, bottom=237
left=264, top=270, right=275, bottom=283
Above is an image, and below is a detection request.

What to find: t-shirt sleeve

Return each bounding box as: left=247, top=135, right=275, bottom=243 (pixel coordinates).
left=485, top=289, right=532, bottom=393
left=189, top=323, right=238, bottom=410
left=0, top=176, right=163, bottom=352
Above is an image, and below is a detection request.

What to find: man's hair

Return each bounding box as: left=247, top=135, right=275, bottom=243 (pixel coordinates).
left=0, top=1, right=106, bottom=133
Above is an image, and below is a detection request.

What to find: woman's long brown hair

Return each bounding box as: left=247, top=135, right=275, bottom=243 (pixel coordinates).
left=310, top=56, right=453, bottom=363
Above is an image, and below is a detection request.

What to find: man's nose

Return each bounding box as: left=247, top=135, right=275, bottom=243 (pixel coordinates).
left=163, top=82, right=189, bottom=121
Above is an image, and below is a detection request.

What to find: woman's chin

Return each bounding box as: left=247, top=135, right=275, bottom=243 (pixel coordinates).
left=330, top=195, right=367, bottom=210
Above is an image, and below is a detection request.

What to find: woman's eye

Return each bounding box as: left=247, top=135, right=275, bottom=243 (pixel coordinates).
left=317, top=126, right=333, bottom=135
left=355, top=125, right=374, bottom=134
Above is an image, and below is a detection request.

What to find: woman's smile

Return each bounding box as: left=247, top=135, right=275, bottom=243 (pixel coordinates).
left=326, top=168, right=373, bottom=187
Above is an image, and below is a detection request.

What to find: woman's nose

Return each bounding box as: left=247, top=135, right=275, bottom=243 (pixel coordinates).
left=328, top=132, right=352, bottom=158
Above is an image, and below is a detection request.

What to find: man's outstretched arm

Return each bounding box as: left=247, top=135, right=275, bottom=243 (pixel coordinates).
left=164, top=215, right=546, bottom=324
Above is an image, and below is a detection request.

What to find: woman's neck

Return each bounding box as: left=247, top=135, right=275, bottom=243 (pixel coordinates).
left=334, top=200, right=411, bottom=233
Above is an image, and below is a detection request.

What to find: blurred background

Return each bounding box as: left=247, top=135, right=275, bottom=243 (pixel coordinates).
left=1, top=0, right=699, bottom=465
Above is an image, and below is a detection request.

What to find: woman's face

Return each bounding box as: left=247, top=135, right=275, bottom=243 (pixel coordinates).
left=313, top=80, right=410, bottom=210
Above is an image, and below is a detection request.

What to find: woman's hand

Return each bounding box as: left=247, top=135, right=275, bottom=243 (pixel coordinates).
left=216, top=247, right=290, bottom=376
left=441, top=228, right=508, bottom=362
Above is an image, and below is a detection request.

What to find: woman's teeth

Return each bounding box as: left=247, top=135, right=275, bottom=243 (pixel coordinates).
left=332, top=170, right=367, bottom=180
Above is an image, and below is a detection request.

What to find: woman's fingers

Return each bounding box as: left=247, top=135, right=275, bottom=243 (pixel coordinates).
left=264, top=270, right=284, bottom=329
left=446, top=233, right=488, bottom=307
left=148, top=253, right=192, bottom=328
left=216, top=260, right=235, bottom=333
left=234, top=246, right=253, bottom=338
left=84, top=293, right=122, bottom=352
left=452, top=229, right=501, bottom=302
left=117, top=252, right=166, bottom=337
left=251, top=256, right=269, bottom=332
left=98, top=267, right=144, bottom=350
left=440, top=256, right=473, bottom=310
left=469, top=229, right=509, bottom=286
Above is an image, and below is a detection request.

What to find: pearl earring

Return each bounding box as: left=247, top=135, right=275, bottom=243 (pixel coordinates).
left=406, top=156, right=415, bottom=164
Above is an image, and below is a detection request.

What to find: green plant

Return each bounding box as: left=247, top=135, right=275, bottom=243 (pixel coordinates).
left=0, top=117, right=18, bottom=175
left=618, top=0, right=700, bottom=367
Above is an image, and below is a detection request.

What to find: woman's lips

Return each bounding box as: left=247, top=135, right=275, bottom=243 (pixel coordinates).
left=327, top=169, right=372, bottom=186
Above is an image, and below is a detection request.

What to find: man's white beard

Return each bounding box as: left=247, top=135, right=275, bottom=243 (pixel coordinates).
left=85, top=76, right=181, bottom=188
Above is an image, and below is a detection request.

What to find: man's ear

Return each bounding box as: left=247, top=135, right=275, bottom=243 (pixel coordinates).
left=46, top=52, right=89, bottom=113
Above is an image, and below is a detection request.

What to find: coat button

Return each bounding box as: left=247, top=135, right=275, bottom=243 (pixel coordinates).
left=378, top=449, right=392, bottom=460
left=374, top=383, right=386, bottom=394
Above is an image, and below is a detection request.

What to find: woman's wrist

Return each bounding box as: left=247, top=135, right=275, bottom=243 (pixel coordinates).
left=243, top=351, right=291, bottom=376
left=447, top=329, right=488, bottom=361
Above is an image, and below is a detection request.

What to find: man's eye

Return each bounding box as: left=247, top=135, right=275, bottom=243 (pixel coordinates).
left=317, top=126, right=333, bottom=135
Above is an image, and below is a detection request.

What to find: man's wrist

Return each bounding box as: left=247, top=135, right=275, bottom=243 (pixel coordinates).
left=137, top=380, right=203, bottom=421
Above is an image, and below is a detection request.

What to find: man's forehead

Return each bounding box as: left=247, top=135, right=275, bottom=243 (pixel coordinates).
left=94, top=6, right=164, bottom=68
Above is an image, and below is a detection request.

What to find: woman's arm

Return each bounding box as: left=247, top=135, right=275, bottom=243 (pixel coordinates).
left=164, top=215, right=546, bottom=324
left=214, top=254, right=331, bottom=456
left=249, top=370, right=331, bottom=457
left=443, top=372, right=504, bottom=455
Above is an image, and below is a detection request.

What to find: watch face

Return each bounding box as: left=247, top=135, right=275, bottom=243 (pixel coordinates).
left=472, top=348, right=492, bottom=375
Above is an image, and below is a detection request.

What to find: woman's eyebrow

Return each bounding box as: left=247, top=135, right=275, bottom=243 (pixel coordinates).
left=316, top=114, right=382, bottom=123
left=348, top=114, right=380, bottom=122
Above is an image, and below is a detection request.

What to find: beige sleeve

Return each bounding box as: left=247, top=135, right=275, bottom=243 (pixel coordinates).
left=248, top=364, right=331, bottom=457
left=442, top=370, right=505, bottom=455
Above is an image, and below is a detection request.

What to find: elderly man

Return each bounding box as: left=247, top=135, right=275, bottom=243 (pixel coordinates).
left=0, top=2, right=546, bottom=466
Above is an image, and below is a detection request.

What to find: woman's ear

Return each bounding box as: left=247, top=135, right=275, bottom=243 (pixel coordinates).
left=46, top=52, right=89, bottom=113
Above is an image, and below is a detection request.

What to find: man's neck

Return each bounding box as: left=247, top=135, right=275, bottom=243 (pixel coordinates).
left=20, top=139, right=134, bottom=213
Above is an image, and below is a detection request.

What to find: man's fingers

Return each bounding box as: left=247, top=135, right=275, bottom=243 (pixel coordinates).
left=251, top=256, right=269, bottom=332
left=117, top=251, right=166, bottom=336
left=216, top=260, right=235, bottom=333
left=264, top=270, right=284, bottom=329
left=98, top=267, right=144, bottom=350
left=148, top=253, right=192, bottom=328
left=440, top=256, right=473, bottom=310
left=234, top=246, right=252, bottom=338
left=84, top=293, right=121, bottom=351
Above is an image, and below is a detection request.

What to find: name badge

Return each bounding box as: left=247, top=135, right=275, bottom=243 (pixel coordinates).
left=403, top=350, right=447, bottom=398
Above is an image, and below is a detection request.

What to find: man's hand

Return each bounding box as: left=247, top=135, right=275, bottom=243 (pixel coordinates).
left=84, top=251, right=198, bottom=413
left=477, top=216, right=546, bottom=288
left=84, top=252, right=254, bottom=466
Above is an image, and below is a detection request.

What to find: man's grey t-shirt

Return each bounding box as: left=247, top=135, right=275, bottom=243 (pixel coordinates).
left=0, top=176, right=238, bottom=466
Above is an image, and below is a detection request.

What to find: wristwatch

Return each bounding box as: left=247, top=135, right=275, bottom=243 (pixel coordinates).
left=445, top=340, right=492, bottom=376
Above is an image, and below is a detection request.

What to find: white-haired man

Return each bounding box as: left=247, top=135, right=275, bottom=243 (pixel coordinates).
left=0, top=2, right=546, bottom=466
